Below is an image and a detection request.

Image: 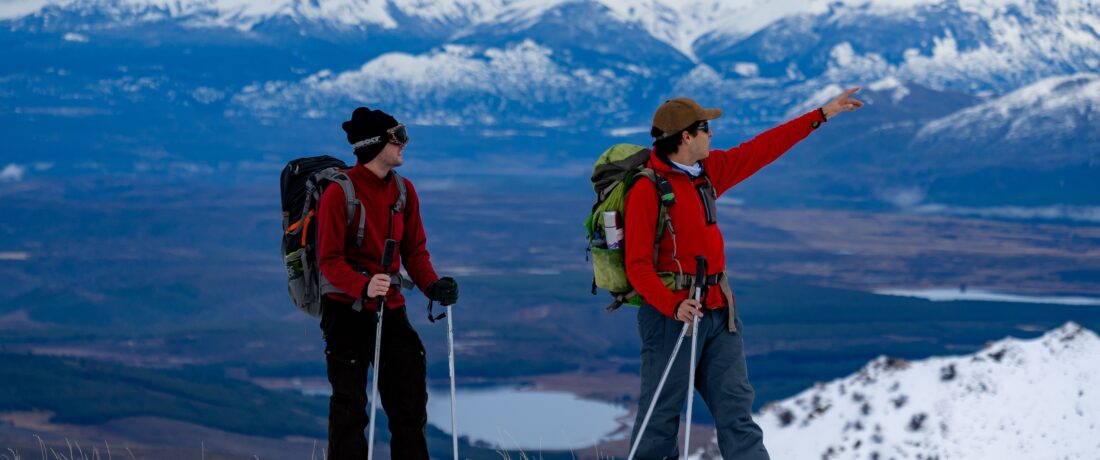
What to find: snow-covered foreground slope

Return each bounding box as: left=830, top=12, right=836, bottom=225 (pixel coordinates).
left=751, top=322, right=1100, bottom=460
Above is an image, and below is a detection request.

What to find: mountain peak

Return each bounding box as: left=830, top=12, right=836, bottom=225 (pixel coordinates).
left=1033, top=320, right=1094, bottom=348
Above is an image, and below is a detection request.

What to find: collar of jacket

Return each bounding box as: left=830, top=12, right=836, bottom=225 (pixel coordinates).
left=650, top=150, right=709, bottom=181
left=347, top=163, right=396, bottom=187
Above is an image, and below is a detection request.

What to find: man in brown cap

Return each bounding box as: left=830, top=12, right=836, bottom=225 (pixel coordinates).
left=624, top=89, right=863, bottom=459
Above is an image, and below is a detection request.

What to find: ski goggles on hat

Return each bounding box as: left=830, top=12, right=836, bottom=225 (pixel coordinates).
left=387, top=124, right=409, bottom=145
left=351, top=124, right=409, bottom=150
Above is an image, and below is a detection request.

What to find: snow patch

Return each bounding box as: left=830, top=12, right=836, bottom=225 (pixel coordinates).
left=190, top=86, right=225, bottom=104
left=786, top=84, right=844, bottom=118
left=876, top=288, right=1100, bottom=306
left=868, top=76, right=911, bottom=103
left=911, top=203, right=1100, bottom=223
left=732, top=62, right=759, bottom=78
left=62, top=32, right=88, bottom=42
left=880, top=186, right=926, bottom=209
left=0, top=252, right=31, bottom=261
left=831, top=42, right=856, bottom=67
left=607, top=126, right=649, bottom=137
left=0, top=0, right=53, bottom=19
left=0, top=164, right=27, bottom=182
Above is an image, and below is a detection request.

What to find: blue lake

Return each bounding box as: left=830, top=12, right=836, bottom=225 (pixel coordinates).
left=299, top=384, right=630, bottom=450
left=425, top=386, right=631, bottom=451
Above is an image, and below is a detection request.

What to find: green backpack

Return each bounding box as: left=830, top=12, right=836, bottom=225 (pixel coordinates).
left=586, top=144, right=677, bottom=312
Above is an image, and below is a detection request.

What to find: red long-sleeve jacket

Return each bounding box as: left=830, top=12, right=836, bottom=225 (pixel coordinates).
left=624, top=109, right=826, bottom=318
left=317, top=165, right=439, bottom=310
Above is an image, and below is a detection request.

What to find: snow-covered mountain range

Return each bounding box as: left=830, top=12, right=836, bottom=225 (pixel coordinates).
left=8, top=0, right=1100, bottom=70
left=8, top=0, right=1100, bottom=123
left=746, top=322, right=1100, bottom=460
left=8, top=0, right=1100, bottom=131
left=2, top=0, right=1097, bottom=210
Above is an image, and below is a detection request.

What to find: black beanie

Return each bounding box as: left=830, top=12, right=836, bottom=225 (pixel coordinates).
left=342, top=107, right=399, bottom=165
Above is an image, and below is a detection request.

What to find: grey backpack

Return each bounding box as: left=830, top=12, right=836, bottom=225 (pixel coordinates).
left=280, top=156, right=406, bottom=317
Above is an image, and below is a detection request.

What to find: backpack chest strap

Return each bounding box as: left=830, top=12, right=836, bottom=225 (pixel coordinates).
left=671, top=272, right=725, bottom=291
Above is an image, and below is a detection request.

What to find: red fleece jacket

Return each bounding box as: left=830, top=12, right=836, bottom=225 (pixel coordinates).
left=624, top=109, right=826, bottom=317
left=317, top=165, right=439, bottom=310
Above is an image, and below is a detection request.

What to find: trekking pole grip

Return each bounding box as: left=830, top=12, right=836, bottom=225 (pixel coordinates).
left=694, top=256, right=708, bottom=300
left=381, top=239, right=396, bottom=270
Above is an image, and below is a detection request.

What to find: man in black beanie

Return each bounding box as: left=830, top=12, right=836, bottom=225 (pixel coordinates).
left=316, top=106, right=459, bottom=459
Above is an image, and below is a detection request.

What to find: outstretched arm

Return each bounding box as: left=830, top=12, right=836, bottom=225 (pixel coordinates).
left=706, top=87, right=864, bottom=194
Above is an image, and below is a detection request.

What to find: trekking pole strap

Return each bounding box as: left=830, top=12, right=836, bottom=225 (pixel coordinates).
left=355, top=270, right=415, bottom=290
left=427, top=299, right=446, bottom=323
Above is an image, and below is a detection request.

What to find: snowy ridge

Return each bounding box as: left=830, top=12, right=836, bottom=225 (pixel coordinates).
left=819, top=2, right=1100, bottom=94
left=10, top=0, right=1100, bottom=65
left=2, top=0, right=516, bottom=30
left=916, top=73, right=1100, bottom=142
left=745, top=322, right=1100, bottom=460
left=229, top=39, right=632, bottom=125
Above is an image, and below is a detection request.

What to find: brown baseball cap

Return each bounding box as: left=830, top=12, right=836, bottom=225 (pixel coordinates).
left=652, top=97, right=722, bottom=139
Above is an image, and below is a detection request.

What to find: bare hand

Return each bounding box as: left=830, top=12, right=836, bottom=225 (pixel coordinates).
left=366, top=274, right=391, bottom=298
left=822, top=87, right=864, bottom=119
left=675, top=299, right=703, bottom=323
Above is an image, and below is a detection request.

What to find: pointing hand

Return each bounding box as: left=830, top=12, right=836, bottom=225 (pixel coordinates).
left=822, top=87, right=864, bottom=119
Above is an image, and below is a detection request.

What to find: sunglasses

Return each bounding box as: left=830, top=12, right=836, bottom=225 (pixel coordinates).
left=351, top=124, right=410, bottom=150
left=655, top=120, right=712, bottom=141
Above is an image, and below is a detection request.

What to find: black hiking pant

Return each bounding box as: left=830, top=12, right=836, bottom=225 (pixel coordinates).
left=320, top=297, right=429, bottom=460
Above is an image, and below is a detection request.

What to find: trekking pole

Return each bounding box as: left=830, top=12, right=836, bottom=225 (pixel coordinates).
left=367, top=239, right=396, bottom=460
left=446, top=303, right=459, bottom=460
left=683, top=255, right=707, bottom=459
left=627, top=321, right=691, bottom=460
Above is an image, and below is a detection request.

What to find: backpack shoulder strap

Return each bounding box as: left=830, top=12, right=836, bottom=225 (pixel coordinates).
left=325, top=170, right=366, bottom=247
left=635, top=168, right=657, bottom=186
left=634, top=168, right=675, bottom=245
left=391, top=171, right=408, bottom=213
left=328, top=171, right=357, bottom=222
left=638, top=169, right=675, bottom=207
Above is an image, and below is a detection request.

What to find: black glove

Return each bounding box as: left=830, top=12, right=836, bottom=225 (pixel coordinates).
left=427, top=277, right=459, bottom=306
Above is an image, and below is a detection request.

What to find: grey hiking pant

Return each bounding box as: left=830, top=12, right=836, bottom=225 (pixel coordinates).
left=629, top=304, right=769, bottom=460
